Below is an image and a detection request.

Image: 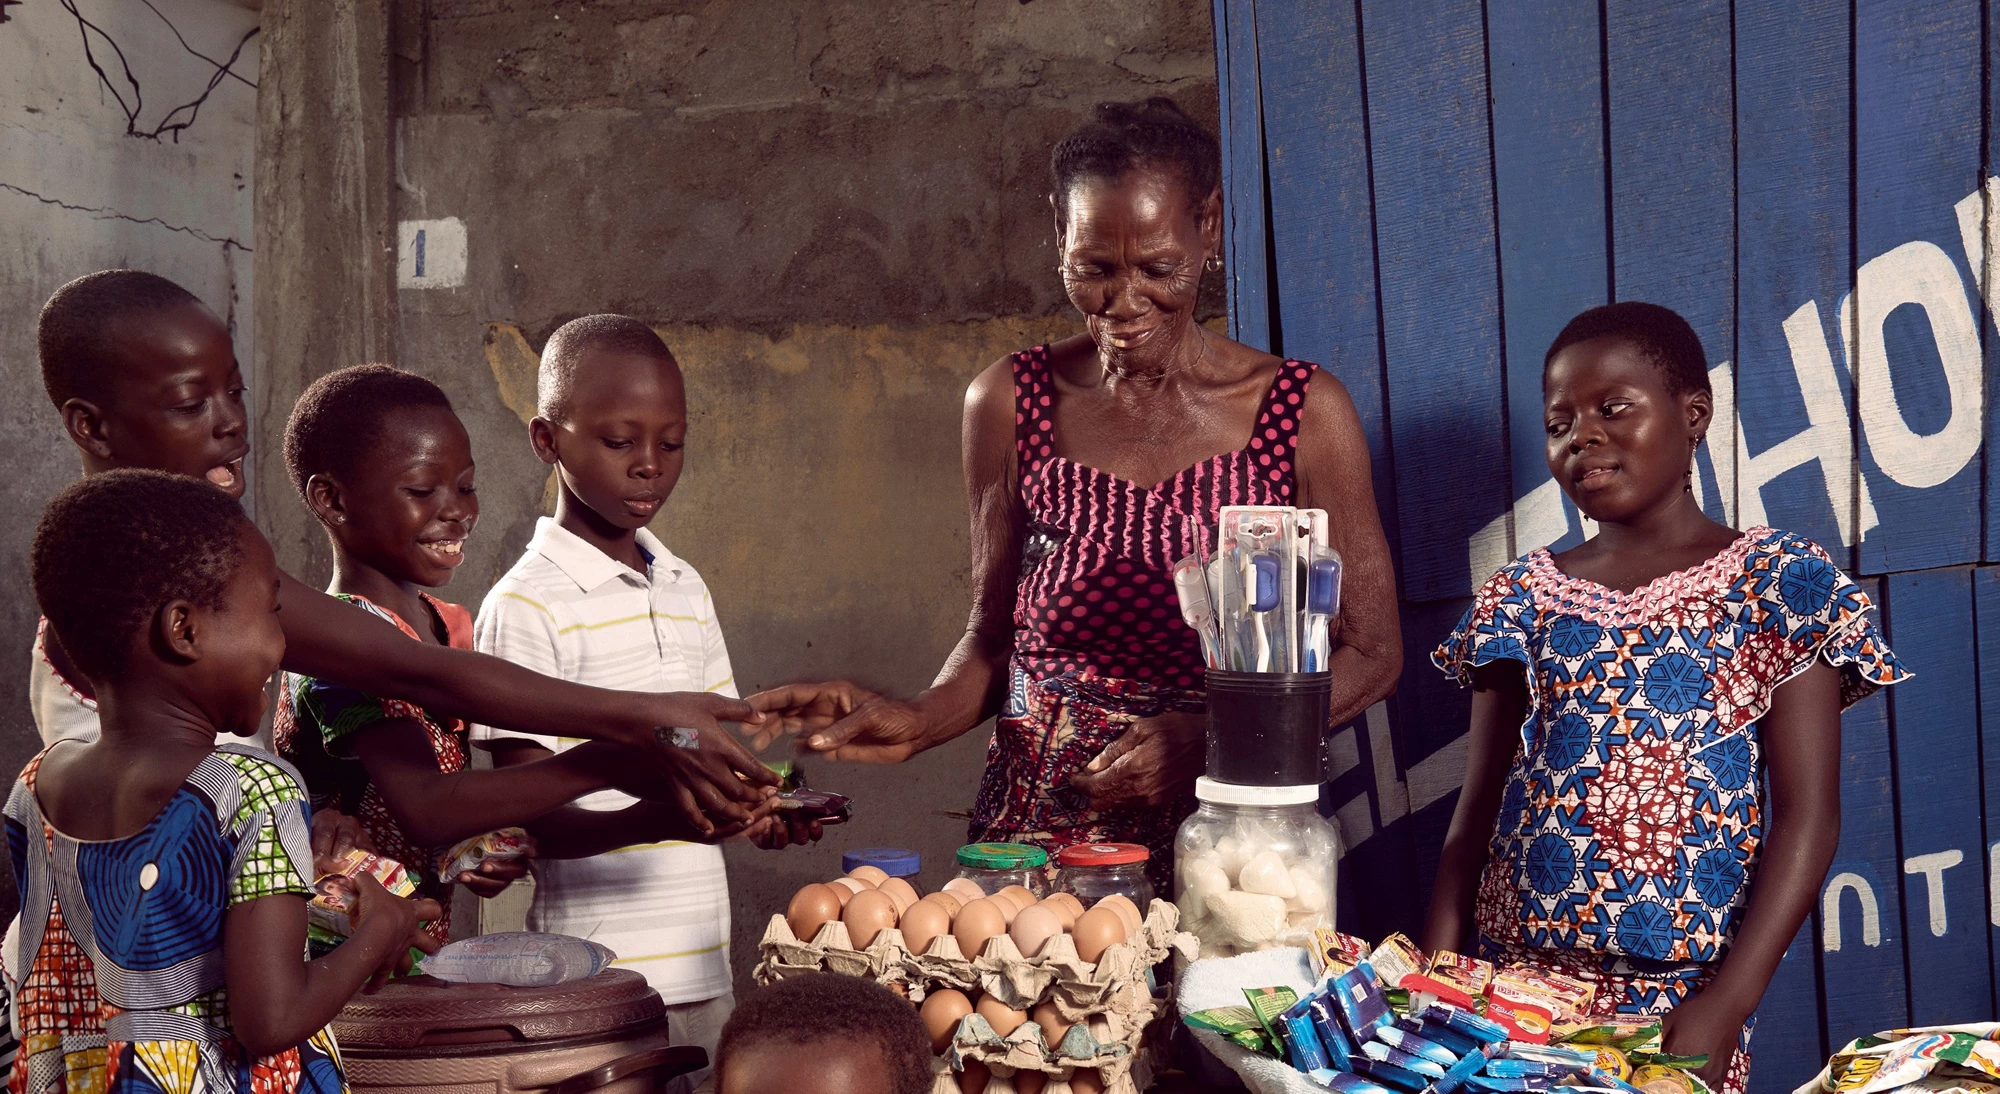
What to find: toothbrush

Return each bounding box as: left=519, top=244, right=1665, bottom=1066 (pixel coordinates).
left=1304, top=553, right=1342, bottom=671
left=1249, top=549, right=1281, bottom=672
left=1174, top=555, right=1220, bottom=667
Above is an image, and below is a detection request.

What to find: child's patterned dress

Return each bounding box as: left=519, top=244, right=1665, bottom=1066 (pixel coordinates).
left=276, top=593, right=471, bottom=945
left=1434, top=527, right=1909, bottom=1094
left=5, top=744, right=345, bottom=1094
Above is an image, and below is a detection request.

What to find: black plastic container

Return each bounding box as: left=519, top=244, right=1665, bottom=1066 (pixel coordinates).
left=1204, top=669, right=1333, bottom=785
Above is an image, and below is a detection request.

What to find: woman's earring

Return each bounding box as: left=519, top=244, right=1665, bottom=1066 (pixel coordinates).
left=1204, top=254, right=1223, bottom=273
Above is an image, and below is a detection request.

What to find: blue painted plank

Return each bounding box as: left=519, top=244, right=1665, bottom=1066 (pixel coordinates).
left=1818, top=577, right=1910, bottom=1046
left=1359, top=0, right=1509, bottom=600
left=1486, top=0, right=1607, bottom=559
left=1604, top=0, right=1736, bottom=528
left=1254, top=0, right=1398, bottom=550
left=1733, top=1, right=1856, bottom=567
left=1989, top=0, right=2000, bottom=565
left=1882, top=569, right=1990, bottom=1024
left=1973, top=566, right=2000, bottom=1018
left=1215, top=0, right=1272, bottom=353
left=1753, top=919, right=1826, bottom=1094
left=1854, top=0, right=1985, bottom=574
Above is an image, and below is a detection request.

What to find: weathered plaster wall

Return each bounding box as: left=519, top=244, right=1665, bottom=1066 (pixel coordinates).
left=0, top=0, right=258, bottom=778
left=255, top=0, right=1216, bottom=985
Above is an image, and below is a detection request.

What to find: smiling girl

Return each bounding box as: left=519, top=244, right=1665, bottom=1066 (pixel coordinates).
left=273, top=365, right=658, bottom=942
left=1424, top=303, right=1910, bottom=1094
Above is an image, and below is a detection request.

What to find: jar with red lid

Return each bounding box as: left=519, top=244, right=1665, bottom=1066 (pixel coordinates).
left=1054, top=842, right=1156, bottom=911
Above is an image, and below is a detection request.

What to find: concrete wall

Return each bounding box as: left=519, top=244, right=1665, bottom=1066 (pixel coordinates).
left=254, top=0, right=1217, bottom=987
left=0, top=1, right=258, bottom=778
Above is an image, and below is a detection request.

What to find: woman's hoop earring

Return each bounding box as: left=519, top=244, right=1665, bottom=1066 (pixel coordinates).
left=1204, top=254, right=1223, bottom=273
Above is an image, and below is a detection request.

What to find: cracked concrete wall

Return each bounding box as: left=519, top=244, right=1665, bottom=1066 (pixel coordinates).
left=256, top=0, right=1215, bottom=986
left=0, top=1, right=258, bottom=782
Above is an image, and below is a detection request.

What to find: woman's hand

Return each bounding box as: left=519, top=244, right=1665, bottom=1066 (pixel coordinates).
left=309, top=807, right=375, bottom=875
left=749, top=682, right=933, bottom=763
left=1068, top=712, right=1205, bottom=809
left=743, top=813, right=824, bottom=850
left=1661, top=988, right=1750, bottom=1090
left=456, top=844, right=536, bottom=898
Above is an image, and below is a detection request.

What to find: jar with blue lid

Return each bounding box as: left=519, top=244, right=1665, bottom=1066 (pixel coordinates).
left=840, top=847, right=921, bottom=881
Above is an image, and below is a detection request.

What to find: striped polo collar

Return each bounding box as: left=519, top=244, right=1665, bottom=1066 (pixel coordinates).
left=525, top=516, right=685, bottom=593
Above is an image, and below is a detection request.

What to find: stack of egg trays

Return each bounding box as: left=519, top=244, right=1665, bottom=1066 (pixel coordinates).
left=755, top=900, right=1199, bottom=1094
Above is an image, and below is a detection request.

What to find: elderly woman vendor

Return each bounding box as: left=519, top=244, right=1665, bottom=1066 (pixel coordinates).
left=755, top=98, right=1400, bottom=889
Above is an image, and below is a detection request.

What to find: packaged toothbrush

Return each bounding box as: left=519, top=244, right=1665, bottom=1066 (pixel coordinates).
left=1219, top=506, right=1299, bottom=671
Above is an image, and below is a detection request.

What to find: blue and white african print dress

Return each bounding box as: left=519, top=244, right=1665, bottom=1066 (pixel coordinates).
left=5, top=743, right=346, bottom=1094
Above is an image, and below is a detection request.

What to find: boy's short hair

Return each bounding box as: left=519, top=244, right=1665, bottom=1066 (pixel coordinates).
left=715, top=973, right=931, bottom=1094
left=1544, top=301, right=1712, bottom=398
left=33, top=469, right=251, bottom=681
left=537, top=314, right=676, bottom=425
left=283, top=364, right=456, bottom=498
left=38, top=270, right=203, bottom=408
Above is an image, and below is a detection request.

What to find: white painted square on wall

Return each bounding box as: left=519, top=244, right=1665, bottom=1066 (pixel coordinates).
left=398, top=217, right=467, bottom=288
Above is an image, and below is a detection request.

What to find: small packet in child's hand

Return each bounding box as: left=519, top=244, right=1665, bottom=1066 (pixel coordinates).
left=308, top=849, right=415, bottom=937
left=773, top=788, right=850, bottom=823
left=435, top=827, right=534, bottom=883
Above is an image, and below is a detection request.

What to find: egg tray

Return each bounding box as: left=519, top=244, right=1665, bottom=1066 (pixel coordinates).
left=925, top=1004, right=1160, bottom=1094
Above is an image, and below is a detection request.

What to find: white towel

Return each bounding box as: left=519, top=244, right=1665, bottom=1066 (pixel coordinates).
left=1176, top=948, right=1330, bottom=1094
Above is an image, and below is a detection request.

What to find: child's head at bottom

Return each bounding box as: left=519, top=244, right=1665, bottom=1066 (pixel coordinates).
left=1542, top=301, right=1715, bottom=524
left=33, top=469, right=279, bottom=737
left=715, top=972, right=932, bottom=1094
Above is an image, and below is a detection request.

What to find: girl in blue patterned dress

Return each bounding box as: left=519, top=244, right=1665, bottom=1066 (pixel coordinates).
left=1425, top=304, right=1909, bottom=1094
left=8, top=471, right=436, bottom=1094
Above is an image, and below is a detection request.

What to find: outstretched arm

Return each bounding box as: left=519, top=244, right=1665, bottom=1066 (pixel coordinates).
left=1662, top=659, right=1841, bottom=1089
left=1421, top=663, right=1525, bottom=954
left=349, top=723, right=639, bottom=848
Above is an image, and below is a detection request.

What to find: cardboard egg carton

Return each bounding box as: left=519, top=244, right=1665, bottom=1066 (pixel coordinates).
left=926, top=1009, right=1155, bottom=1094
left=755, top=898, right=1196, bottom=1011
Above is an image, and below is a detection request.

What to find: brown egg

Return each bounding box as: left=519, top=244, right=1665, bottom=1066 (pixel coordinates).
left=1016, top=1072, right=1047, bottom=1094
left=829, top=876, right=870, bottom=896
left=1071, top=906, right=1127, bottom=963
left=952, top=898, right=1009, bottom=959
left=1070, top=1068, right=1104, bottom=1094
left=975, top=995, right=1028, bottom=1037
left=943, top=877, right=987, bottom=903
left=920, top=988, right=973, bottom=1052
left=786, top=884, right=842, bottom=941
left=1031, top=1001, right=1073, bottom=1049
left=828, top=883, right=854, bottom=908
left=1094, top=894, right=1142, bottom=933
left=848, top=865, right=889, bottom=886
left=925, top=890, right=965, bottom=915
left=842, top=889, right=899, bottom=948
left=1036, top=896, right=1078, bottom=931
left=879, top=876, right=920, bottom=912
left=1009, top=904, right=1064, bottom=958
left=996, top=885, right=1037, bottom=911
left=899, top=899, right=952, bottom=955
left=1045, top=892, right=1085, bottom=921
left=958, top=1061, right=990, bottom=1094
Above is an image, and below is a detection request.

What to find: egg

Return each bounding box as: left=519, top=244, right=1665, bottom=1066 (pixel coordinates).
left=925, top=890, right=965, bottom=915
left=1094, top=894, right=1143, bottom=934
left=829, top=876, right=870, bottom=896
left=920, top=988, right=973, bottom=1052
left=877, top=876, right=919, bottom=912
left=1045, top=891, right=1084, bottom=918
left=943, top=877, right=987, bottom=903
left=848, top=865, right=889, bottom=886
left=828, top=882, right=854, bottom=908
left=1031, top=1001, right=1073, bottom=1049
left=786, top=884, right=842, bottom=941
left=953, top=897, right=1008, bottom=957
left=958, top=1061, right=990, bottom=1094
left=899, top=899, right=952, bottom=954
left=996, top=884, right=1037, bottom=910
left=1070, top=1068, right=1104, bottom=1094
left=842, top=889, right=899, bottom=948
left=1071, top=906, right=1126, bottom=962
left=1009, top=904, right=1064, bottom=958
left=1016, top=1072, right=1047, bottom=1094
left=1036, top=896, right=1078, bottom=930
left=975, top=995, right=1028, bottom=1037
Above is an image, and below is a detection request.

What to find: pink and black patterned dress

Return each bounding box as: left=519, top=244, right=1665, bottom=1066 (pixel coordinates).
left=968, top=344, right=1318, bottom=892
left=1433, top=527, right=1910, bottom=1094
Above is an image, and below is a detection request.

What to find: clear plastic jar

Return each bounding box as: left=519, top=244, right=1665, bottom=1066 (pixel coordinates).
left=841, top=847, right=921, bottom=882
left=952, top=842, right=1050, bottom=896
left=1055, top=842, right=1156, bottom=910
left=1175, top=778, right=1339, bottom=959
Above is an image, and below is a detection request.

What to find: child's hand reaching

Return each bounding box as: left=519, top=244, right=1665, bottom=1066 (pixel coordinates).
left=1661, top=988, right=1750, bottom=1090
left=744, top=813, right=822, bottom=850
left=350, top=873, right=441, bottom=991
left=456, top=846, right=535, bottom=898
left=309, top=807, right=376, bottom=875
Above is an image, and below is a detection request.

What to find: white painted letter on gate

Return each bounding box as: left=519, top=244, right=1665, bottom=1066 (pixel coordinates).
left=1823, top=872, right=1881, bottom=952
left=1843, top=241, right=1985, bottom=489
left=1904, top=850, right=1964, bottom=938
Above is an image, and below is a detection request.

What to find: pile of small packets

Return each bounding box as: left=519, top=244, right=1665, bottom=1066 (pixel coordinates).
left=1183, top=931, right=1715, bottom=1094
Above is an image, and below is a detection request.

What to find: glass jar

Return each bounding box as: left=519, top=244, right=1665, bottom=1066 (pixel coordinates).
left=1175, top=778, right=1339, bottom=959
left=952, top=842, right=1050, bottom=896
left=1055, top=842, right=1156, bottom=911
left=841, top=847, right=921, bottom=883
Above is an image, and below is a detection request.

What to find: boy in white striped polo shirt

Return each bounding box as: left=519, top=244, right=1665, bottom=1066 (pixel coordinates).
left=474, top=315, right=812, bottom=1092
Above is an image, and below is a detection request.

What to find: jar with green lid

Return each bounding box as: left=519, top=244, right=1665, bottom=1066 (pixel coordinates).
left=952, top=842, right=1049, bottom=896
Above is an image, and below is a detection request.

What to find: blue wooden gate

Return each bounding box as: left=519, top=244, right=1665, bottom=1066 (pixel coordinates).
left=1210, top=2, right=2000, bottom=1089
